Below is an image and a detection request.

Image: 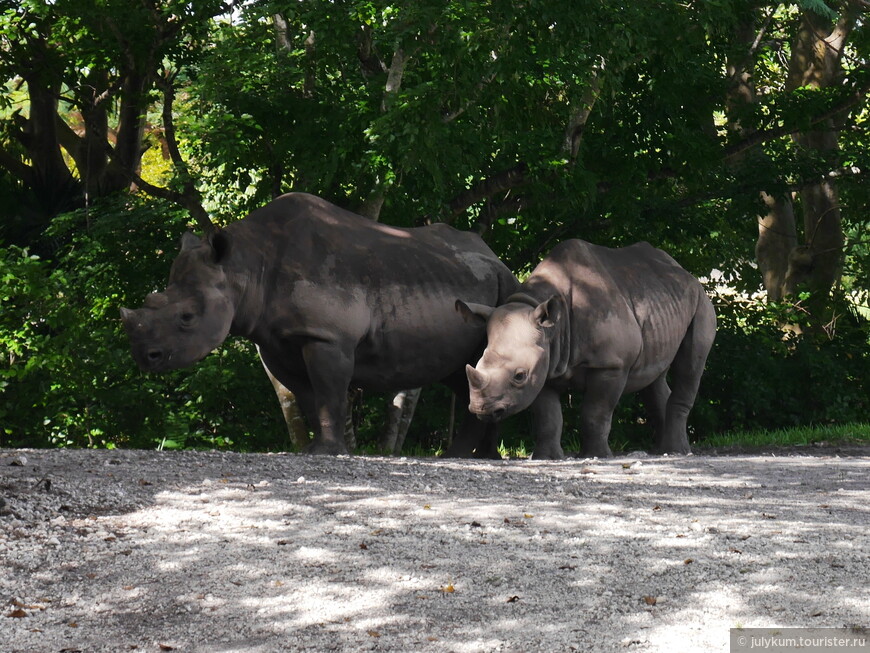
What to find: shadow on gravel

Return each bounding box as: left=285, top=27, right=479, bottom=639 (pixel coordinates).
left=1, top=449, right=868, bottom=652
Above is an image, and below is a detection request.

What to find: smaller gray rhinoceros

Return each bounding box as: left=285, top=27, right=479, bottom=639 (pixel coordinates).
left=120, top=193, right=520, bottom=456
left=456, top=239, right=716, bottom=459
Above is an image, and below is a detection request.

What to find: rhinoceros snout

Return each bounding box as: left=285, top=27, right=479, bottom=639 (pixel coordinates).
left=135, top=348, right=166, bottom=370
left=469, top=405, right=506, bottom=423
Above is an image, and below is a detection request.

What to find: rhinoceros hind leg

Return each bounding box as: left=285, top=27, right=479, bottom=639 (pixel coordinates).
left=641, top=373, right=670, bottom=448
left=653, top=299, right=716, bottom=455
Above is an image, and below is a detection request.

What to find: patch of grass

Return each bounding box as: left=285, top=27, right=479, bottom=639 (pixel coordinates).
left=498, top=439, right=530, bottom=459
left=698, top=422, right=870, bottom=450
left=359, top=422, right=870, bottom=457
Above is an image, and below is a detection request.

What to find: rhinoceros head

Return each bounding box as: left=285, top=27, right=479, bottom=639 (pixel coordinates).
left=456, top=295, right=565, bottom=421
left=120, top=232, right=235, bottom=372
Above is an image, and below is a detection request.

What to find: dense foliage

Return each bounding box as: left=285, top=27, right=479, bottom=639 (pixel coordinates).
left=2, top=0, right=869, bottom=452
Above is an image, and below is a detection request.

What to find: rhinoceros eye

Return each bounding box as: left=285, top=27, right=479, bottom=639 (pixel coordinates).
left=179, top=311, right=197, bottom=328
left=511, top=370, right=529, bottom=386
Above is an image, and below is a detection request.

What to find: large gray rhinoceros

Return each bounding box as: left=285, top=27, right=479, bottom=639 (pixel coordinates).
left=120, top=192, right=520, bottom=456
left=456, top=239, right=716, bottom=459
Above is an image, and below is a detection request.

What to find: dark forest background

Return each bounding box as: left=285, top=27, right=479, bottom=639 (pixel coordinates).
left=2, top=0, right=868, bottom=452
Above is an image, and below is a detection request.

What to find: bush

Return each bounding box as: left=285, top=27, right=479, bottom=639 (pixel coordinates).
left=691, top=293, right=870, bottom=438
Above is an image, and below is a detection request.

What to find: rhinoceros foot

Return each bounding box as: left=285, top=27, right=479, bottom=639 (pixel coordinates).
left=530, top=443, right=565, bottom=460
left=651, top=441, right=692, bottom=456
left=303, top=439, right=350, bottom=456
left=473, top=444, right=504, bottom=460
left=579, top=443, right=614, bottom=459
left=441, top=442, right=501, bottom=459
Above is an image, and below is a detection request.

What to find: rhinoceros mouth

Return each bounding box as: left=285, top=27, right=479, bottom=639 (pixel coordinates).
left=469, top=402, right=515, bottom=423
left=134, top=347, right=188, bottom=372
left=475, top=411, right=503, bottom=424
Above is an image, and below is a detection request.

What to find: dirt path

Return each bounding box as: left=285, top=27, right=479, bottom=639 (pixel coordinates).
left=2, top=447, right=868, bottom=652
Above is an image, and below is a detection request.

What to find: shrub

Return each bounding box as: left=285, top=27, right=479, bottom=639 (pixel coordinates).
left=691, top=293, right=870, bottom=438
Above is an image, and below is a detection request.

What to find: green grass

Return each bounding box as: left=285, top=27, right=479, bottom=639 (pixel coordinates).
left=499, top=423, right=870, bottom=458
left=352, top=423, right=870, bottom=458
left=697, top=422, right=870, bottom=450
left=472, top=422, right=869, bottom=458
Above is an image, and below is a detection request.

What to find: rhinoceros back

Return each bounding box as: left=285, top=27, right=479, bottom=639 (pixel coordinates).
left=222, top=193, right=517, bottom=391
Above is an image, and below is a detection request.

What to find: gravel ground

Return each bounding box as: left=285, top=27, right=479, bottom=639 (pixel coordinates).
left=1, top=446, right=868, bottom=652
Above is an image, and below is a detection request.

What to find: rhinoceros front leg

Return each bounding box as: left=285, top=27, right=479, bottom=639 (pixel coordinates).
left=300, top=341, right=353, bottom=455
left=443, top=371, right=500, bottom=459
left=444, top=412, right=500, bottom=459
left=530, top=387, right=564, bottom=460
left=578, top=369, right=628, bottom=458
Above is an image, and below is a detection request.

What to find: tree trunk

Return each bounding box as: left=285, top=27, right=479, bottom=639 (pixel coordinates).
left=755, top=191, right=799, bottom=301
left=783, top=9, right=855, bottom=301
left=726, top=12, right=799, bottom=301
left=380, top=388, right=422, bottom=455
left=344, top=388, right=363, bottom=452
left=19, top=73, right=77, bottom=214
left=259, top=355, right=311, bottom=449
left=726, top=7, right=855, bottom=304
left=105, top=70, right=151, bottom=192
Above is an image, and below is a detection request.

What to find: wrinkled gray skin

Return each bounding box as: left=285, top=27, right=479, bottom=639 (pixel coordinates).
left=457, top=239, right=716, bottom=459
left=121, top=193, right=520, bottom=456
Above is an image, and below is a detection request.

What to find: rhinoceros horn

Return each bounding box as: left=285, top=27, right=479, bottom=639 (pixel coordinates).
left=465, top=364, right=490, bottom=390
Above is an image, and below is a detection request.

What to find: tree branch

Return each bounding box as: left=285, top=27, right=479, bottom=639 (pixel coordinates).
left=727, top=6, right=777, bottom=88
left=427, top=163, right=529, bottom=225
left=157, top=72, right=187, bottom=173
left=0, top=145, right=34, bottom=185
left=381, top=46, right=407, bottom=112
left=670, top=164, right=866, bottom=212
left=563, top=71, right=602, bottom=161
left=441, top=72, right=497, bottom=123
left=134, top=71, right=214, bottom=234
left=273, top=13, right=292, bottom=52
left=357, top=24, right=386, bottom=78
left=723, top=75, right=870, bottom=161
left=54, top=114, right=86, bottom=158
left=474, top=194, right=529, bottom=236
left=131, top=171, right=213, bottom=234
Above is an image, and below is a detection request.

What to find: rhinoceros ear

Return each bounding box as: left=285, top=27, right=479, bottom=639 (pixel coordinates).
left=208, top=230, right=231, bottom=263
left=180, top=232, right=202, bottom=252
left=119, top=307, right=140, bottom=333
left=533, top=295, right=564, bottom=329
left=455, top=300, right=494, bottom=324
